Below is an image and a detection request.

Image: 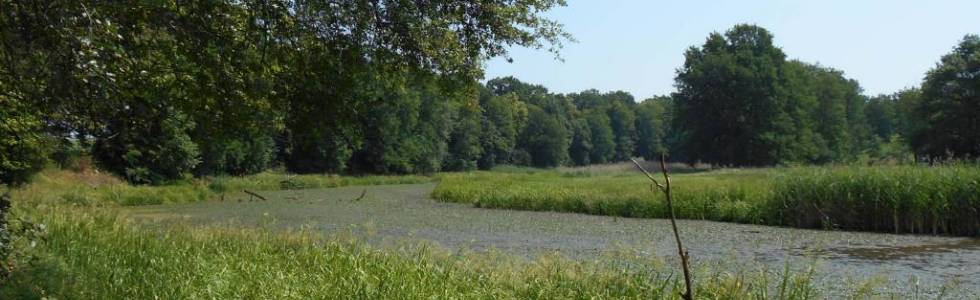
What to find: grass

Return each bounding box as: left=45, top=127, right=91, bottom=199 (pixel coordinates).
left=11, top=169, right=432, bottom=208
left=772, top=165, right=980, bottom=236
left=207, top=171, right=432, bottom=193
left=1, top=169, right=823, bottom=299
left=433, top=164, right=980, bottom=236
left=433, top=168, right=776, bottom=224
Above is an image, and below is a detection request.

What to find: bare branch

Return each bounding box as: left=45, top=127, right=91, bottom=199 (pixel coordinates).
left=632, top=155, right=693, bottom=300
left=630, top=158, right=665, bottom=192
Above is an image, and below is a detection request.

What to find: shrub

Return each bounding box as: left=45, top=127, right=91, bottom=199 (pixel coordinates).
left=0, top=97, right=51, bottom=186
left=92, top=110, right=200, bottom=185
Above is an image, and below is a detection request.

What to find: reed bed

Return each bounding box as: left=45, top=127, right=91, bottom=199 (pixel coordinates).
left=772, top=165, right=980, bottom=235
left=208, top=172, right=432, bottom=192
left=434, top=165, right=980, bottom=236
left=432, top=169, right=776, bottom=224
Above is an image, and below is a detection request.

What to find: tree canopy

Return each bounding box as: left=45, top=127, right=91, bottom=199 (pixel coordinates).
left=1, top=9, right=977, bottom=186
left=913, top=35, right=980, bottom=160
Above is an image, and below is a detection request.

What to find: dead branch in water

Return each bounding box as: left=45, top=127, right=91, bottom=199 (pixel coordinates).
left=352, top=189, right=367, bottom=201
left=631, top=155, right=693, bottom=300
left=243, top=190, right=267, bottom=201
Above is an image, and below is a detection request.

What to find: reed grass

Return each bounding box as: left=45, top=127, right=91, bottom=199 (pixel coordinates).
left=771, top=165, right=980, bottom=235
left=207, top=172, right=432, bottom=193
left=434, top=165, right=980, bottom=236
left=432, top=169, right=775, bottom=224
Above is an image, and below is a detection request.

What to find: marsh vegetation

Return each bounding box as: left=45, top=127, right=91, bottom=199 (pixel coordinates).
left=2, top=1, right=979, bottom=299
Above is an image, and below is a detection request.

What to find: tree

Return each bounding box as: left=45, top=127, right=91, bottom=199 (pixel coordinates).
left=0, top=0, right=571, bottom=181
left=477, top=91, right=525, bottom=169
left=913, top=35, right=980, bottom=159
left=92, top=108, right=200, bottom=185
left=444, top=97, right=484, bottom=171
left=675, top=25, right=788, bottom=166
left=586, top=112, right=616, bottom=164
left=893, top=88, right=925, bottom=145
left=635, top=97, right=670, bottom=160
left=0, top=97, right=50, bottom=186
left=522, top=105, right=568, bottom=168
left=568, top=119, right=593, bottom=166
left=608, top=100, right=637, bottom=161
left=351, top=72, right=454, bottom=174
left=865, top=94, right=898, bottom=141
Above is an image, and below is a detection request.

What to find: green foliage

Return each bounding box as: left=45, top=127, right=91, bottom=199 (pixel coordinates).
left=210, top=172, right=431, bottom=193
left=196, top=134, right=277, bottom=176
left=352, top=73, right=454, bottom=174
left=586, top=112, right=616, bottom=164
left=0, top=97, right=50, bottom=186
left=522, top=106, right=569, bottom=168
left=3, top=169, right=822, bottom=299
left=607, top=101, right=637, bottom=161
left=2, top=207, right=819, bottom=299
left=913, top=35, right=980, bottom=159
left=791, top=62, right=869, bottom=163
left=444, top=99, right=484, bottom=171
left=435, top=165, right=980, bottom=236
left=477, top=92, right=525, bottom=169
left=433, top=168, right=775, bottom=224
left=772, top=165, right=980, bottom=236
left=0, top=0, right=570, bottom=180
left=567, top=119, right=593, bottom=166
left=675, top=25, right=874, bottom=166
left=675, top=25, right=791, bottom=166
left=92, top=109, right=200, bottom=185
left=634, top=97, right=670, bottom=160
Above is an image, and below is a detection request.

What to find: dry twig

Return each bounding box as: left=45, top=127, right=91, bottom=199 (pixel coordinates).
left=631, top=155, right=693, bottom=300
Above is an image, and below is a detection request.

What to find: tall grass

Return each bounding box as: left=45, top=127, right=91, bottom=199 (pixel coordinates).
left=207, top=172, right=432, bottom=193
left=17, top=170, right=212, bottom=207
left=2, top=172, right=820, bottom=299
left=14, top=170, right=432, bottom=208
left=432, top=169, right=775, bottom=224
left=771, top=165, right=980, bottom=235
left=434, top=165, right=980, bottom=236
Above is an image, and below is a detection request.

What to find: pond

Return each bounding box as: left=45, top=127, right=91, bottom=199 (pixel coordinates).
left=127, top=183, right=980, bottom=298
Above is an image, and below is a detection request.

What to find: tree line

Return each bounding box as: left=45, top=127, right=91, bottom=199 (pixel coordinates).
left=1, top=2, right=977, bottom=187
left=0, top=0, right=570, bottom=185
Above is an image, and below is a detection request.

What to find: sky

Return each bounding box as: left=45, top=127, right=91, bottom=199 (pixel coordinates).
left=483, top=0, right=980, bottom=100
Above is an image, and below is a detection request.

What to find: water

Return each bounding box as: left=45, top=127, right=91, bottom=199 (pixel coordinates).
left=127, top=183, right=980, bottom=297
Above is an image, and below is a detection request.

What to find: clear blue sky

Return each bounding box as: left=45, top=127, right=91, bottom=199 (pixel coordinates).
left=484, top=0, right=980, bottom=100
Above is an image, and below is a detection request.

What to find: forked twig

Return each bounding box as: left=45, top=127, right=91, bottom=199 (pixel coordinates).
left=631, top=155, right=694, bottom=300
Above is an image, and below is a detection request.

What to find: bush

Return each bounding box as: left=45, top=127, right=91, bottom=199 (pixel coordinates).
left=93, top=110, right=200, bottom=185
left=0, top=97, right=51, bottom=186
left=195, top=134, right=276, bottom=176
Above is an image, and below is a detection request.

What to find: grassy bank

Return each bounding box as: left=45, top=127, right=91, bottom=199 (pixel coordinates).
left=208, top=172, right=432, bottom=193
left=13, top=170, right=432, bottom=207
left=433, top=165, right=980, bottom=236
left=432, top=169, right=776, bottom=224
left=2, top=170, right=820, bottom=299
